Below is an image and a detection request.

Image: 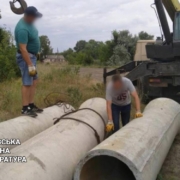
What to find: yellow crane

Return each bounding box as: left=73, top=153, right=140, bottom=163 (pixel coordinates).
left=162, top=0, right=180, bottom=21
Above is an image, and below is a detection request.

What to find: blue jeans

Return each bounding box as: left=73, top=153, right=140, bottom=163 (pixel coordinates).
left=16, top=53, right=38, bottom=86
left=112, top=103, right=131, bottom=132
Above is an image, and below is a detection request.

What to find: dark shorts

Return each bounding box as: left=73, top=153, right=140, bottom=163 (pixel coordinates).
left=16, top=53, right=38, bottom=86
left=111, top=103, right=131, bottom=133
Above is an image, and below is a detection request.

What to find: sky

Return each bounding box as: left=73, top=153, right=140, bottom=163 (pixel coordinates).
left=0, top=0, right=174, bottom=52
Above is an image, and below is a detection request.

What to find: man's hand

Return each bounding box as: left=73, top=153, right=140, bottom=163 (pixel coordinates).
left=28, top=65, right=37, bottom=77
left=106, top=120, right=114, bottom=133
left=135, top=112, right=143, bottom=118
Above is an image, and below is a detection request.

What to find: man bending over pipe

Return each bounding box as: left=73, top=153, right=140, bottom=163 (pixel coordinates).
left=15, top=6, right=43, bottom=117
left=106, top=74, right=143, bottom=133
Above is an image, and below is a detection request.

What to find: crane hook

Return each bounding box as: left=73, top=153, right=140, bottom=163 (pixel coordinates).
left=9, top=0, right=27, bottom=15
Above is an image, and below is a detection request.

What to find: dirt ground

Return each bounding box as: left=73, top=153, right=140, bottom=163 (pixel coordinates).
left=80, top=67, right=180, bottom=180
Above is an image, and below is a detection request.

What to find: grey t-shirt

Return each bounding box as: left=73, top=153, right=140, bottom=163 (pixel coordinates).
left=106, top=77, right=136, bottom=106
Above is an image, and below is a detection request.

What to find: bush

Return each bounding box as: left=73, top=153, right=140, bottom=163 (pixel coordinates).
left=66, top=52, right=94, bottom=65
left=0, top=28, right=20, bottom=82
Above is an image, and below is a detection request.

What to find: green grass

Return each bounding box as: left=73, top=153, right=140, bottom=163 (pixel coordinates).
left=0, top=63, right=144, bottom=121
left=0, top=63, right=105, bottom=121
left=0, top=61, right=147, bottom=123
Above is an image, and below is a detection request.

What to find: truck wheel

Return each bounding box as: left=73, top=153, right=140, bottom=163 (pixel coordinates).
left=162, top=85, right=180, bottom=103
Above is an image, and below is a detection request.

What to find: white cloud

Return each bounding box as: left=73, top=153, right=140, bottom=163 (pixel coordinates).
left=0, top=0, right=173, bottom=52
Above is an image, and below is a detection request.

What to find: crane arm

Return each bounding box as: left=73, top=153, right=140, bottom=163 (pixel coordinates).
left=162, top=0, right=180, bottom=21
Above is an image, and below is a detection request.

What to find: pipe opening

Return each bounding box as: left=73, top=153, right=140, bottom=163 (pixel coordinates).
left=80, top=155, right=136, bottom=180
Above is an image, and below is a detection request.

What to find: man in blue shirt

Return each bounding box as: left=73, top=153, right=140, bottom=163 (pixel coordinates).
left=15, top=6, right=43, bottom=117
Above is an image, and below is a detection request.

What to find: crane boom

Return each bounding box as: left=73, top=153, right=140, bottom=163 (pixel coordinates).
left=162, top=0, right=180, bottom=21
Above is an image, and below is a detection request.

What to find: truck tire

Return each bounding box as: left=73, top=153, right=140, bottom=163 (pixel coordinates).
left=162, top=85, right=180, bottom=103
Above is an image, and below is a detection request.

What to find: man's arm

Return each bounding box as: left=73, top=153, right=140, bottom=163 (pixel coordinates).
left=17, top=29, right=32, bottom=66
left=107, top=100, right=113, bottom=121
left=106, top=100, right=114, bottom=132
left=106, top=85, right=113, bottom=121
left=127, top=79, right=142, bottom=114
left=131, top=91, right=141, bottom=112
left=105, top=85, right=114, bottom=132
left=19, top=44, right=33, bottom=66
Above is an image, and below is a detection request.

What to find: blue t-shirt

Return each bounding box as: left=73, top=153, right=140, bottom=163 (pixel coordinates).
left=15, top=18, right=40, bottom=54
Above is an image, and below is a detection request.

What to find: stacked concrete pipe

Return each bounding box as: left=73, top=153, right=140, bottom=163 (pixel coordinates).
left=0, top=104, right=74, bottom=149
left=0, top=98, right=108, bottom=180
left=74, top=98, right=180, bottom=180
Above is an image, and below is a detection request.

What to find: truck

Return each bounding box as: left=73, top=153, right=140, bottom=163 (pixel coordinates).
left=104, top=0, right=180, bottom=103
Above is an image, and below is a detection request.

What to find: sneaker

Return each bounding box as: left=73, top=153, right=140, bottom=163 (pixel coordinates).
left=22, top=107, right=37, bottom=118
left=31, top=104, right=43, bottom=113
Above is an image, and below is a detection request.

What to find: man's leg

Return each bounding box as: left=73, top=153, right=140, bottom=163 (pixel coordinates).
left=29, top=54, right=38, bottom=104
left=29, top=79, right=38, bottom=104
left=22, top=85, right=32, bottom=106
left=111, top=104, right=121, bottom=133
left=28, top=54, right=43, bottom=113
left=16, top=53, right=37, bottom=117
left=28, top=79, right=43, bottom=113
left=121, top=104, right=131, bottom=126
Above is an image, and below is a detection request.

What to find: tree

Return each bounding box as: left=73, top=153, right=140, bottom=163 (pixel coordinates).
left=109, top=45, right=130, bottom=65
left=73, top=39, right=108, bottom=64
left=39, top=35, right=53, bottom=56
left=61, top=48, right=74, bottom=59
left=109, top=30, right=138, bottom=64
left=138, top=31, right=154, bottom=40
left=112, top=30, right=119, bottom=46
left=0, top=27, right=20, bottom=81
left=97, top=41, right=112, bottom=65
left=82, top=53, right=93, bottom=65
left=74, top=40, right=87, bottom=52
left=83, top=40, right=102, bottom=59
left=59, top=29, right=155, bottom=66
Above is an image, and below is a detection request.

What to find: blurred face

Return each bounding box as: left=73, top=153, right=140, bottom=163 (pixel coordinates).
left=25, top=15, right=37, bottom=24
left=113, top=80, right=123, bottom=90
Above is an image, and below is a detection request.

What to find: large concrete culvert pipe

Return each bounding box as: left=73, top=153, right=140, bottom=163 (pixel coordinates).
left=0, top=98, right=108, bottom=180
left=0, top=104, right=74, bottom=150
left=74, top=98, right=180, bottom=180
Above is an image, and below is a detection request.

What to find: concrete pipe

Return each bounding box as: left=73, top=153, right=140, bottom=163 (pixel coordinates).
left=0, top=104, right=74, bottom=150
left=74, top=98, right=180, bottom=180
left=0, top=98, right=108, bottom=180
